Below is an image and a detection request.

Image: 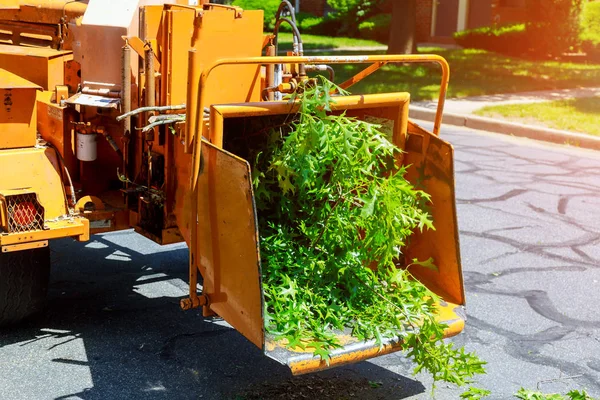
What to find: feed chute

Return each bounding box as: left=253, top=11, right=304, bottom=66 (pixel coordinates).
left=182, top=55, right=465, bottom=374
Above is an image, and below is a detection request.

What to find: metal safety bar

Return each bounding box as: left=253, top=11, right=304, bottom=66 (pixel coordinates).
left=186, top=54, right=450, bottom=161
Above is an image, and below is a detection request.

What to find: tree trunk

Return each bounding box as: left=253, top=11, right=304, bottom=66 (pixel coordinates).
left=387, top=0, right=417, bottom=54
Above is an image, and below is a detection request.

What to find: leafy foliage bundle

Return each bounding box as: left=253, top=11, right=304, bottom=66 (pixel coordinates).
left=460, top=387, right=596, bottom=400
left=252, top=77, right=485, bottom=385
left=515, top=388, right=596, bottom=400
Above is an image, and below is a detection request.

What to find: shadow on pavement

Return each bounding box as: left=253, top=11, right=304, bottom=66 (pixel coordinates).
left=0, top=231, right=425, bottom=400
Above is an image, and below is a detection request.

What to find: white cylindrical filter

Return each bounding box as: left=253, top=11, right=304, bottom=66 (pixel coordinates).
left=76, top=132, right=97, bottom=161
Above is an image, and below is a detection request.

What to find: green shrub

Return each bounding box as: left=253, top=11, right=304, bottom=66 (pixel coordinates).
left=298, top=15, right=344, bottom=36
left=326, top=0, right=388, bottom=37
left=299, top=16, right=323, bottom=32
left=580, top=0, right=600, bottom=59
left=296, top=12, right=325, bottom=33
left=232, top=0, right=280, bottom=30
left=525, top=0, right=583, bottom=56
left=455, top=0, right=583, bottom=58
left=581, top=1, right=600, bottom=44
left=453, top=24, right=531, bottom=56
left=326, top=0, right=361, bottom=16
left=357, top=14, right=391, bottom=43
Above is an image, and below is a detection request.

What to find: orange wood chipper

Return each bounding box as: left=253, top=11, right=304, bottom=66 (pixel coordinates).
left=0, top=0, right=465, bottom=374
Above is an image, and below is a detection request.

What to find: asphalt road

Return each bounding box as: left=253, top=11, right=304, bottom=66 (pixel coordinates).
left=1, top=121, right=600, bottom=400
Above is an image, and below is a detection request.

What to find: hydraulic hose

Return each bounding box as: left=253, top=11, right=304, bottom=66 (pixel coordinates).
left=275, top=0, right=297, bottom=24
left=273, top=17, right=306, bottom=79
left=46, top=143, right=77, bottom=211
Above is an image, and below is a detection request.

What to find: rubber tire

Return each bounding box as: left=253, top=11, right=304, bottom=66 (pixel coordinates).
left=0, top=247, right=51, bottom=327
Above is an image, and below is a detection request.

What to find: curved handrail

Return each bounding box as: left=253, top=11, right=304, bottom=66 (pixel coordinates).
left=187, top=54, right=449, bottom=187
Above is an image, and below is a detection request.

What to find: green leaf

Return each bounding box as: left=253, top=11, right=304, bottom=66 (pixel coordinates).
left=566, top=390, right=594, bottom=400
left=515, top=388, right=568, bottom=400
left=368, top=381, right=382, bottom=389
left=307, top=341, right=331, bottom=364
left=360, top=192, right=377, bottom=218
left=409, top=257, right=438, bottom=271
left=460, top=387, right=491, bottom=399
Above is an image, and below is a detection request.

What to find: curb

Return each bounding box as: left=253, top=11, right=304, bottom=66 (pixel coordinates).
left=409, top=106, right=600, bottom=150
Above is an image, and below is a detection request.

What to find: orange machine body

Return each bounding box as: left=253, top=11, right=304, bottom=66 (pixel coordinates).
left=0, top=0, right=464, bottom=375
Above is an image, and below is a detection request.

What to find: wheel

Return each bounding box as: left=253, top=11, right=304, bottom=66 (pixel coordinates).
left=0, top=246, right=51, bottom=327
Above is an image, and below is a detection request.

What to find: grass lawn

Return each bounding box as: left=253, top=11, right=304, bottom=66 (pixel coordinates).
left=474, top=97, right=600, bottom=136
left=277, top=33, right=384, bottom=50
left=277, top=34, right=600, bottom=101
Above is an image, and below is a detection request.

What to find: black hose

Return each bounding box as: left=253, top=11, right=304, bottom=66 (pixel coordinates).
left=271, top=1, right=306, bottom=92
left=274, top=17, right=302, bottom=54
left=275, top=0, right=296, bottom=24
left=46, top=142, right=77, bottom=210
left=273, top=17, right=305, bottom=76
left=326, top=66, right=335, bottom=82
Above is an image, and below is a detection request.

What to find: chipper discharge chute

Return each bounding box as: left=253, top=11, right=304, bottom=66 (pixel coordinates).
left=0, top=0, right=465, bottom=376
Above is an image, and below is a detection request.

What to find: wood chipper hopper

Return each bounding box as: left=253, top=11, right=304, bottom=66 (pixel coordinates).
left=0, top=0, right=464, bottom=375
left=180, top=55, right=465, bottom=374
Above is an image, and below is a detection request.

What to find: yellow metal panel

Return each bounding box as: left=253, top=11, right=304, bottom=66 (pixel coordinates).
left=141, top=6, right=164, bottom=42
left=2, top=240, right=48, bottom=253
left=0, top=68, right=39, bottom=149
left=0, top=68, right=41, bottom=89
left=0, top=147, right=67, bottom=219
left=164, top=8, right=196, bottom=106
left=172, top=127, right=194, bottom=245
left=0, top=0, right=87, bottom=25
left=0, top=0, right=19, bottom=9
left=47, top=55, right=70, bottom=92
left=165, top=6, right=263, bottom=107
left=209, top=93, right=411, bottom=147
left=190, top=7, right=264, bottom=107
left=0, top=217, right=89, bottom=245
left=166, top=5, right=264, bottom=245
left=196, top=140, right=264, bottom=348
left=0, top=196, right=7, bottom=231
left=0, top=44, right=72, bottom=90
left=266, top=300, right=465, bottom=375
left=404, top=121, right=465, bottom=306
left=0, top=44, right=71, bottom=59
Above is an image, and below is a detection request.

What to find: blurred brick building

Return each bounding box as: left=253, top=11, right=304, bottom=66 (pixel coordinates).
left=415, top=0, right=528, bottom=43
left=299, top=0, right=529, bottom=43
left=299, top=0, right=328, bottom=16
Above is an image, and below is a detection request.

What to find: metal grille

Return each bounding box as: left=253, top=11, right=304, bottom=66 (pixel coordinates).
left=6, top=193, right=45, bottom=233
